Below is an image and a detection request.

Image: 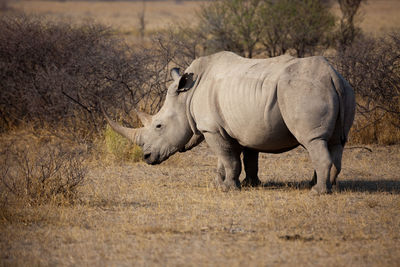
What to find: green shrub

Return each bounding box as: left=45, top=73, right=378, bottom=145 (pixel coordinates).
left=198, top=0, right=335, bottom=58
left=260, top=0, right=335, bottom=57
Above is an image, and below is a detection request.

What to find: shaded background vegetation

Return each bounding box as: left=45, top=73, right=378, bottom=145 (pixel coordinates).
left=1, top=0, right=398, bottom=146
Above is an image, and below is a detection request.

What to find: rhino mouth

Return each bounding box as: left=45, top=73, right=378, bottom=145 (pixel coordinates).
left=147, top=159, right=161, bottom=165
left=144, top=152, right=160, bottom=165
left=143, top=149, right=178, bottom=165
left=144, top=152, right=172, bottom=165
left=143, top=145, right=181, bottom=165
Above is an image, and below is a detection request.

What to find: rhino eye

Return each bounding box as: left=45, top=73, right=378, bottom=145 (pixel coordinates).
left=155, top=124, right=162, bottom=129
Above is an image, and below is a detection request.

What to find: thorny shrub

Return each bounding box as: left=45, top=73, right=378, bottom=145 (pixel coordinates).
left=0, top=15, right=133, bottom=141
left=151, top=25, right=202, bottom=70
left=332, top=32, right=400, bottom=144
left=0, top=15, right=197, bottom=146
left=0, top=135, right=87, bottom=206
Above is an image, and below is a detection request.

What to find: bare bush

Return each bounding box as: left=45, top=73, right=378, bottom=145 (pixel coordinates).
left=332, top=32, right=400, bottom=144
left=0, top=15, right=149, bottom=142
left=0, top=137, right=87, bottom=206
left=0, top=15, right=202, bottom=144
left=152, top=25, right=203, bottom=69
left=126, top=25, right=202, bottom=114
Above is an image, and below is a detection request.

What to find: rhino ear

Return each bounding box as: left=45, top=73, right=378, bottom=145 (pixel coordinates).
left=177, top=73, right=194, bottom=93
left=171, top=68, right=181, bottom=82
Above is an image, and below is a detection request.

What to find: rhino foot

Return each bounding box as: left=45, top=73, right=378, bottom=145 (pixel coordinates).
left=212, top=178, right=240, bottom=192
left=210, top=176, right=225, bottom=189
left=310, top=184, right=332, bottom=195
left=220, top=180, right=241, bottom=192
left=331, top=183, right=339, bottom=193
left=309, top=171, right=317, bottom=188
left=241, top=177, right=262, bottom=187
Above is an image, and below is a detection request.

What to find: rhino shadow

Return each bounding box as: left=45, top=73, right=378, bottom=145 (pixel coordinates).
left=260, top=179, right=400, bottom=194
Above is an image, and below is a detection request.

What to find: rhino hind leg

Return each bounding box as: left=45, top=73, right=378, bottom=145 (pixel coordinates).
left=309, top=144, right=343, bottom=192
left=305, top=139, right=333, bottom=194
left=241, top=149, right=262, bottom=187
left=329, top=144, right=344, bottom=192
left=204, top=133, right=242, bottom=191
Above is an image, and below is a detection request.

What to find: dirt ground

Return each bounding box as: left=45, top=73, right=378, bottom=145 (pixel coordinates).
left=1, top=144, right=399, bottom=266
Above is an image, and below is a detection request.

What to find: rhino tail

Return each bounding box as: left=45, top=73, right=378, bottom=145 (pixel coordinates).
left=331, top=75, right=347, bottom=146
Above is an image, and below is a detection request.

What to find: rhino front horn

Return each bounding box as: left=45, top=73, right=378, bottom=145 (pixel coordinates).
left=100, top=102, right=142, bottom=145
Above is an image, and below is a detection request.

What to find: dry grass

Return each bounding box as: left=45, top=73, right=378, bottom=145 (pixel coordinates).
left=1, top=143, right=399, bottom=266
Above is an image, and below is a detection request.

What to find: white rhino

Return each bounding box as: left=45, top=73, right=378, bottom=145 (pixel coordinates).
left=103, top=51, right=355, bottom=194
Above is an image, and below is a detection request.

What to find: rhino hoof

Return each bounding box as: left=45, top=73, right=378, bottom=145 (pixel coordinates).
left=220, top=180, right=241, bottom=192
left=310, top=185, right=332, bottom=195
left=241, top=177, right=262, bottom=187
left=210, top=177, right=225, bottom=189
left=331, top=183, right=339, bottom=193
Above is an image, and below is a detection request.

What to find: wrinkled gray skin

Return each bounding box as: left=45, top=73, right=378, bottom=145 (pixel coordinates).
left=103, top=51, right=355, bottom=194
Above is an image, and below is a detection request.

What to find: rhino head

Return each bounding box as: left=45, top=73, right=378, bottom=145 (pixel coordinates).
left=103, top=68, right=197, bottom=165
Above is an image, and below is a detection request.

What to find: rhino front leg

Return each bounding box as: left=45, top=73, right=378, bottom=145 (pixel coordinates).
left=204, top=132, right=241, bottom=191
left=179, top=133, right=204, bottom=152
left=241, top=149, right=262, bottom=187
left=212, top=158, right=225, bottom=188
left=309, top=171, right=317, bottom=187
